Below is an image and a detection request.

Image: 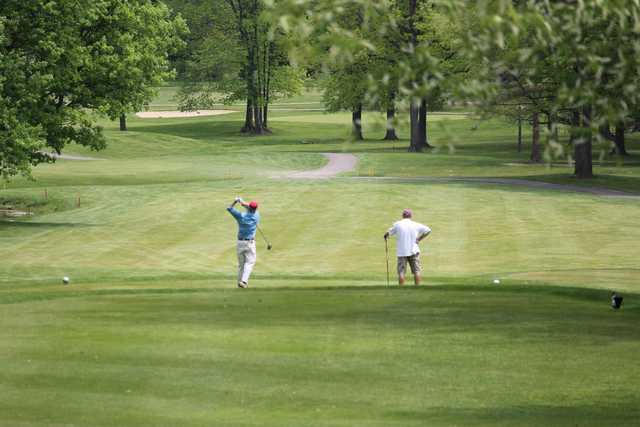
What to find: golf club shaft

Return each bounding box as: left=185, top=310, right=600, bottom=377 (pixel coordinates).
left=385, top=239, right=390, bottom=287
left=257, top=224, right=271, bottom=247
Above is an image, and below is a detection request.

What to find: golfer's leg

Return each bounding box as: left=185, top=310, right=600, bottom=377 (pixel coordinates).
left=397, top=257, right=406, bottom=286
left=410, top=254, right=422, bottom=285
left=237, top=242, right=246, bottom=283
left=241, top=241, right=257, bottom=284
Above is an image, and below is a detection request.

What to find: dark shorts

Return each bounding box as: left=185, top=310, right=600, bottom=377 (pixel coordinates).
left=397, top=253, right=421, bottom=276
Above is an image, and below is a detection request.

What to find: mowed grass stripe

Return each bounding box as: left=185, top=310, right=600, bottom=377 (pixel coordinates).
left=2, top=180, right=640, bottom=290
left=1, top=287, right=639, bottom=426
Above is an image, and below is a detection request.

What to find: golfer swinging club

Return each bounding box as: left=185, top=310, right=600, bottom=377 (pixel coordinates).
left=384, top=209, right=431, bottom=286
left=227, top=196, right=260, bottom=288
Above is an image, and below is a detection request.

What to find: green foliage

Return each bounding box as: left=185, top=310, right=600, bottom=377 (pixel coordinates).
left=459, top=0, right=640, bottom=160
left=176, top=0, right=304, bottom=132
left=0, top=0, right=186, bottom=179
left=321, top=60, right=369, bottom=112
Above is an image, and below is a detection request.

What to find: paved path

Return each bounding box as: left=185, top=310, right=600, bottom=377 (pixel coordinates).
left=286, top=153, right=359, bottom=179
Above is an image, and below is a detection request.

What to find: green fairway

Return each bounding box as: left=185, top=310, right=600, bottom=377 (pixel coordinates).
left=1, top=101, right=639, bottom=425
left=2, top=284, right=639, bottom=426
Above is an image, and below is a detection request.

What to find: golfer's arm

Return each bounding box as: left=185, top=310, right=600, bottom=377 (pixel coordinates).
left=417, top=229, right=431, bottom=242
left=384, top=227, right=394, bottom=239
left=226, top=206, right=242, bottom=219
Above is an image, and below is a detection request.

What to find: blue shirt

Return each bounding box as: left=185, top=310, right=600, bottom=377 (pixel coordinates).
left=227, top=207, right=260, bottom=240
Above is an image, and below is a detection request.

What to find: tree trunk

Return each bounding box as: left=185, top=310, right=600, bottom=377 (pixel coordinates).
left=383, top=108, right=399, bottom=140
left=613, top=121, right=628, bottom=156
left=530, top=112, right=542, bottom=163
left=547, top=112, right=559, bottom=144
left=419, top=98, right=433, bottom=148
left=241, top=100, right=254, bottom=133
left=263, top=103, right=268, bottom=130
left=352, top=104, right=363, bottom=140
left=573, top=107, right=593, bottom=178
left=517, top=113, right=522, bottom=152
left=119, top=113, right=127, bottom=131
left=253, top=105, right=264, bottom=135
left=408, top=100, right=422, bottom=152
left=406, top=0, right=424, bottom=152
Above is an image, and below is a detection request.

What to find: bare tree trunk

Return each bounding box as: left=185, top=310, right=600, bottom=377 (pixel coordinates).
left=406, top=0, right=424, bottom=153
left=241, top=99, right=254, bottom=133
left=517, top=113, right=522, bottom=152
left=574, top=107, right=593, bottom=178
left=419, top=98, right=433, bottom=148
left=613, top=121, right=628, bottom=156
left=352, top=104, right=363, bottom=140
left=253, top=105, right=263, bottom=135
left=263, top=104, right=268, bottom=130
left=530, top=112, right=542, bottom=163
left=547, top=112, right=559, bottom=146
left=384, top=108, right=399, bottom=140
left=119, top=113, right=127, bottom=131
left=408, top=100, right=422, bottom=152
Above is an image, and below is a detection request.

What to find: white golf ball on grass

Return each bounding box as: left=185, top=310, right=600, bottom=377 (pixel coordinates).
left=493, top=279, right=501, bottom=284
left=63, top=276, right=70, bottom=285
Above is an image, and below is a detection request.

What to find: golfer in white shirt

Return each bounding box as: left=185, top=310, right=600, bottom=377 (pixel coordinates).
left=384, top=209, right=431, bottom=286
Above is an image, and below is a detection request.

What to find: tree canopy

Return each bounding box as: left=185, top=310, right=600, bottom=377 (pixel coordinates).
left=0, top=0, right=186, bottom=179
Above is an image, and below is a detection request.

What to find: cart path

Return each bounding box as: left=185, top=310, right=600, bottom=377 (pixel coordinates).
left=281, top=153, right=637, bottom=197
left=285, top=153, right=359, bottom=179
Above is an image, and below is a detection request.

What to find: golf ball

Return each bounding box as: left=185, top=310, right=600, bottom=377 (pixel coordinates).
left=63, top=276, right=70, bottom=285
left=493, top=279, right=500, bottom=284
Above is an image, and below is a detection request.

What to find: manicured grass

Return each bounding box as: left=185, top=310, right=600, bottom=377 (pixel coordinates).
left=1, top=94, right=639, bottom=425
left=2, top=178, right=640, bottom=291
left=1, top=284, right=639, bottom=426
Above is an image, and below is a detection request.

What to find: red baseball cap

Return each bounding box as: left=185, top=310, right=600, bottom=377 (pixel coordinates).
left=248, top=200, right=258, bottom=209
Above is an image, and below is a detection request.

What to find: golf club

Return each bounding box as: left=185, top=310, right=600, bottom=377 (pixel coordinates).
left=384, top=237, right=390, bottom=287
left=257, top=225, right=272, bottom=250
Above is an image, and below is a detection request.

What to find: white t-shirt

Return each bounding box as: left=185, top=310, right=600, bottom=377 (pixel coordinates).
left=388, top=218, right=431, bottom=257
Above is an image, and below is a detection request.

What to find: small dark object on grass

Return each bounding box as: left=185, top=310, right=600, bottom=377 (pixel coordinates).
left=611, top=292, right=623, bottom=310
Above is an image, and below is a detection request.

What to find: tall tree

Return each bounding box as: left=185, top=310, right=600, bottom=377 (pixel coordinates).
left=0, top=0, right=186, bottom=179
left=321, top=60, right=369, bottom=140
left=177, top=0, right=303, bottom=134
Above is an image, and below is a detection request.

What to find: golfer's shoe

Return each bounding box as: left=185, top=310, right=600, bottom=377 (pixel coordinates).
left=237, top=281, right=248, bottom=288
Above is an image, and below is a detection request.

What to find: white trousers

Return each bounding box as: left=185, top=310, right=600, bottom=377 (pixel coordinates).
left=237, top=240, right=257, bottom=284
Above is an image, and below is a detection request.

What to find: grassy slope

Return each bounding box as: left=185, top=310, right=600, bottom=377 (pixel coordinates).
left=1, top=95, right=640, bottom=426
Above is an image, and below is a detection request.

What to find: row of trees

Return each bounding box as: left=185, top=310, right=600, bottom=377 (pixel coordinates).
left=274, top=0, right=640, bottom=178
left=0, top=0, right=186, bottom=179
left=464, top=0, right=640, bottom=177
left=2, top=0, right=638, bottom=180
left=278, top=0, right=454, bottom=150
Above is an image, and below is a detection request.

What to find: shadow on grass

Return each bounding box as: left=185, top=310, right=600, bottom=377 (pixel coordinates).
left=0, top=220, right=98, bottom=229
left=4, top=284, right=637, bottom=349
left=130, top=120, right=348, bottom=150
left=349, top=174, right=640, bottom=196
left=387, top=403, right=640, bottom=426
